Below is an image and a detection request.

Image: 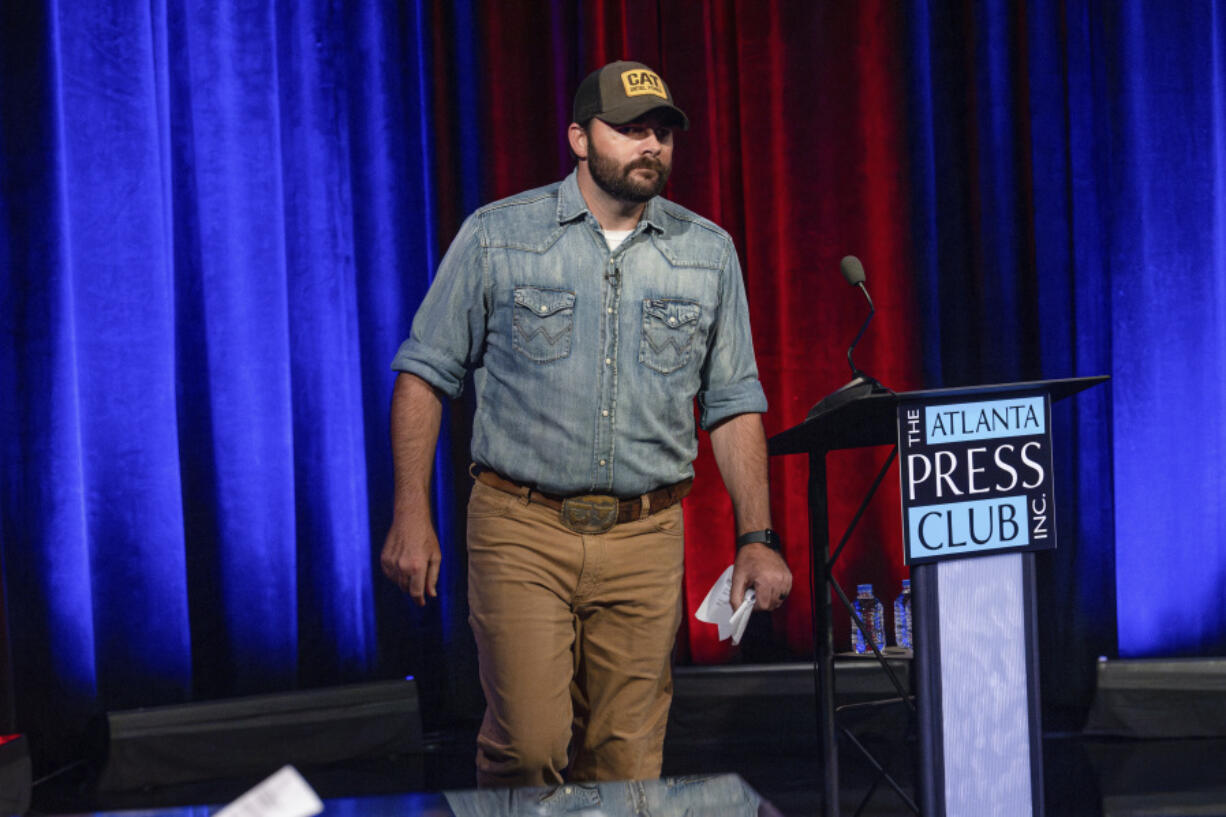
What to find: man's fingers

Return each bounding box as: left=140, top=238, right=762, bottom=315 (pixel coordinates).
left=755, top=584, right=774, bottom=611
left=380, top=521, right=442, bottom=605
left=426, top=554, right=441, bottom=598
left=408, top=567, right=426, bottom=606
left=379, top=534, right=397, bottom=580
left=747, top=571, right=792, bottom=611
left=729, top=571, right=749, bottom=610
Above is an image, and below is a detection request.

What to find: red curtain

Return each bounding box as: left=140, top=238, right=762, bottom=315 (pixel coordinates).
left=461, top=0, right=922, bottom=661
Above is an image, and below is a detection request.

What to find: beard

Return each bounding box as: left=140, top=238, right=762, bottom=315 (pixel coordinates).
left=587, top=140, right=671, bottom=204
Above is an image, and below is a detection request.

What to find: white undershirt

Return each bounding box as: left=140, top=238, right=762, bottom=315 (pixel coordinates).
left=602, top=229, right=633, bottom=251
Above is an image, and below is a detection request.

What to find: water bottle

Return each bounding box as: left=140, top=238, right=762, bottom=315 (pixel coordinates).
left=851, top=583, right=885, bottom=654
left=893, top=579, right=913, bottom=649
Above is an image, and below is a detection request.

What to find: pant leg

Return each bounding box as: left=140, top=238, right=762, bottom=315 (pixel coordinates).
left=568, top=503, right=686, bottom=781
left=466, top=480, right=582, bottom=787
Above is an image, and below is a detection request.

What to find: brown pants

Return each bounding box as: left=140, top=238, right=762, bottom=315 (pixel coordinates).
left=465, top=479, right=686, bottom=786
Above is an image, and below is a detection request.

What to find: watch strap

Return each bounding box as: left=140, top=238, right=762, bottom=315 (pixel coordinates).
left=735, top=528, right=782, bottom=553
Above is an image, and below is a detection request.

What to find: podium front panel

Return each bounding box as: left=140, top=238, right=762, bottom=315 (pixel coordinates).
left=916, top=551, right=1044, bottom=817
left=937, top=553, right=1036, bottom=815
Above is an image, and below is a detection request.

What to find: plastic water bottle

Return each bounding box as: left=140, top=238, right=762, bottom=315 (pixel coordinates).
left=893, top=579, right=913, bottom=649
left=851, top=584, right=885, bottom=654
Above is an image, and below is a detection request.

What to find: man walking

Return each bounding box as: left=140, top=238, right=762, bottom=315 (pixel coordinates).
left=382, top=60, right=791, bottom=786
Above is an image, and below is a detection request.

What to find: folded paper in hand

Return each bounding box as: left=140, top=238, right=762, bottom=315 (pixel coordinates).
left=695, top=565, right=756, bottom=645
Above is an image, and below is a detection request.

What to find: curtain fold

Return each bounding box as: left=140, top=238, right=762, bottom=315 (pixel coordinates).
left=170, top=0, right=302, bottom=697
left=3, top=1, right=194, bottom=737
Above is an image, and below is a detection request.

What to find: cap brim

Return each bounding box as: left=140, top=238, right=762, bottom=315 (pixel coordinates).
left=596, top=99, right=690, bottom=130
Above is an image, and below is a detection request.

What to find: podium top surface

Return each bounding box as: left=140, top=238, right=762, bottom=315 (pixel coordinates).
left=768, top=375, right=1110, bottom=455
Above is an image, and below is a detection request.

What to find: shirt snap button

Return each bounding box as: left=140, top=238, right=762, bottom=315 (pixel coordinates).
left=668, top=317, right=678, bottom=325
left=539, top=305, right=548, bottom=313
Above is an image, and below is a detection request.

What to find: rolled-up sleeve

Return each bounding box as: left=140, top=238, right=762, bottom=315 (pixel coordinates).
left=390, top=215, right=487, bottom=398
left=697, top=243, right=768, bottom=429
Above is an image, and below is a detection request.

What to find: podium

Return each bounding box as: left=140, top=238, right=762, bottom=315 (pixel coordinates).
left=769, top=375, right=1108, bottom=817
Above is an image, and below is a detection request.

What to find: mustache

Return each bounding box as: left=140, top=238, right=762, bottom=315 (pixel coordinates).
left=626, top=156, right=666, bottom=174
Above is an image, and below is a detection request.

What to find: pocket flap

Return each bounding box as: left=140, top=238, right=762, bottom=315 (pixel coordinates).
left=644, top=299, right=700, bottom=327
left=515, top=286, right=575, bottom=317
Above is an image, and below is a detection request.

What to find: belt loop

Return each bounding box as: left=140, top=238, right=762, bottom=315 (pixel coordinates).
left=639, top=490, right=651, bottom=520
left=517, top=485, right=532, bottom=506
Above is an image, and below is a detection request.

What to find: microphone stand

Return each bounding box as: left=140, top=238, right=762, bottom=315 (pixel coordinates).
left=799, top=263, right=914, bottom=817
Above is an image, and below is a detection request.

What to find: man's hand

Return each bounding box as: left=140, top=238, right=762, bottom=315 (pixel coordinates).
left=730, top=543, right=792, bottom=612
left=382, top=373, right=445, bottom=605
left=381, top=505, right=441, bottom=606
left=709, top=412, right=791, bottom=612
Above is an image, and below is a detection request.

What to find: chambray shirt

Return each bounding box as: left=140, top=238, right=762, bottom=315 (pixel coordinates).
left=391, top=170, right=767, bottom=497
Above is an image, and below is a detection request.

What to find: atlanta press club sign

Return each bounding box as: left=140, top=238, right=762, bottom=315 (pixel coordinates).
left=897, top=392, right=1056, bottom=565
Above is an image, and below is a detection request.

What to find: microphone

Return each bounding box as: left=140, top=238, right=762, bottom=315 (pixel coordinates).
left=840, top=254, right=866, bottom=286
left=805, top=255, right=891, bottom=420
left=840, top=256, right=873, bottom=380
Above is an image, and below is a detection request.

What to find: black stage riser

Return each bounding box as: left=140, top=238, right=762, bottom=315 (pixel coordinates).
left=667, top=660, right=912, bottom=752
left=93, top=679, right=422, bottom=793
left=1086, top=658, right=1226, bottom=738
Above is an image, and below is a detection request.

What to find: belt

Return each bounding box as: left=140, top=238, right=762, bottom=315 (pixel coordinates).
left=472, top=465, right=692, bottom=534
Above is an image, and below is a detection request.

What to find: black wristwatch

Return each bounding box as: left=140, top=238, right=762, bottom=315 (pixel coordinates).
left=736, top=528, right=783, bottom=553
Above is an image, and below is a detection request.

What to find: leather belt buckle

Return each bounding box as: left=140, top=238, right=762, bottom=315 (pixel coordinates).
left=560, top=494, right=620, bottom=534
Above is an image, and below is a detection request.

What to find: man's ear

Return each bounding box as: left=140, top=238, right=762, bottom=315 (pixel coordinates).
left=567, top=122, right=588, bottom=161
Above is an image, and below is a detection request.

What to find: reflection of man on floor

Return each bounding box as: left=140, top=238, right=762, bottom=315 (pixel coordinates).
left=382, top=60, right=792, bottom=786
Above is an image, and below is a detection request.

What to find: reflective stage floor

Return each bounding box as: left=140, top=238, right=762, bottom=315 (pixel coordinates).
left=26, top=661, right=1226, bottom=817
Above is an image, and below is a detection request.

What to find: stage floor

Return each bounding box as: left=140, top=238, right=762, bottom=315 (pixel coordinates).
left=27, top=661, right=1226, bottom=816
left=29, top=735, right=1226, bottom=817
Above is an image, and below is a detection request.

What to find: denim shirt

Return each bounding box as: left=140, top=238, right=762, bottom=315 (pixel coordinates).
left=391, top=170, right=767, bottom=497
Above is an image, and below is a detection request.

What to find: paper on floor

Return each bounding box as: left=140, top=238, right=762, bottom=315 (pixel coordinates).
left=215, top=765, right=323, bottom=817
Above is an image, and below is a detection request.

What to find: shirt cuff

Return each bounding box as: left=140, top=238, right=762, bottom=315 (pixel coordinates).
left=390, top=340, right=466, bottom=399
left=699, top=379, right=768, bottom=430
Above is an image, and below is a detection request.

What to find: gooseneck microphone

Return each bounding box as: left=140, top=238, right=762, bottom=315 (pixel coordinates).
left=840, top=255, right=874, bottom=380
left=805, top=255, right=892, bottom=420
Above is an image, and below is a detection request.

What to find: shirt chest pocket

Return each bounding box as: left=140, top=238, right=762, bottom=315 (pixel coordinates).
left=513, top=286, right=575, bottom=362
left=639, top=298, right=701, bottom=375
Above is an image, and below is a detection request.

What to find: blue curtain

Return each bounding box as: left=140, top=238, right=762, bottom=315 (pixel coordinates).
left=0, top=0, right=483, bottom=753
left=1104, top=2, right=1226, bottom=656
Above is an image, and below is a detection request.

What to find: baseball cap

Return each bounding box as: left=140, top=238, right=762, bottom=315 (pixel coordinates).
left=573, top=60, right=690, bottom=130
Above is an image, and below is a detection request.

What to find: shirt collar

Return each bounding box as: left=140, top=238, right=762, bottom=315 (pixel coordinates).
left=557, top=169, right=667, bottom=235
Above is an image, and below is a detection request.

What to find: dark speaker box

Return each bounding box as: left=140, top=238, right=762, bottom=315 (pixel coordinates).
left=1085, top=657, right=1226, bottom=738
left=94, top=679, right=422, bottom=792
left=0, top=734, right=31, bottom=816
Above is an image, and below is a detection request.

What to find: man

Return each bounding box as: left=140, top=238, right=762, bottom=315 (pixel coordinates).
left=381, top=60, right=791, bottom=786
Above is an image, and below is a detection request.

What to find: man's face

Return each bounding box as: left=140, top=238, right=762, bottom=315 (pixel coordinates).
left=584, top=115, right=675, bottom=204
